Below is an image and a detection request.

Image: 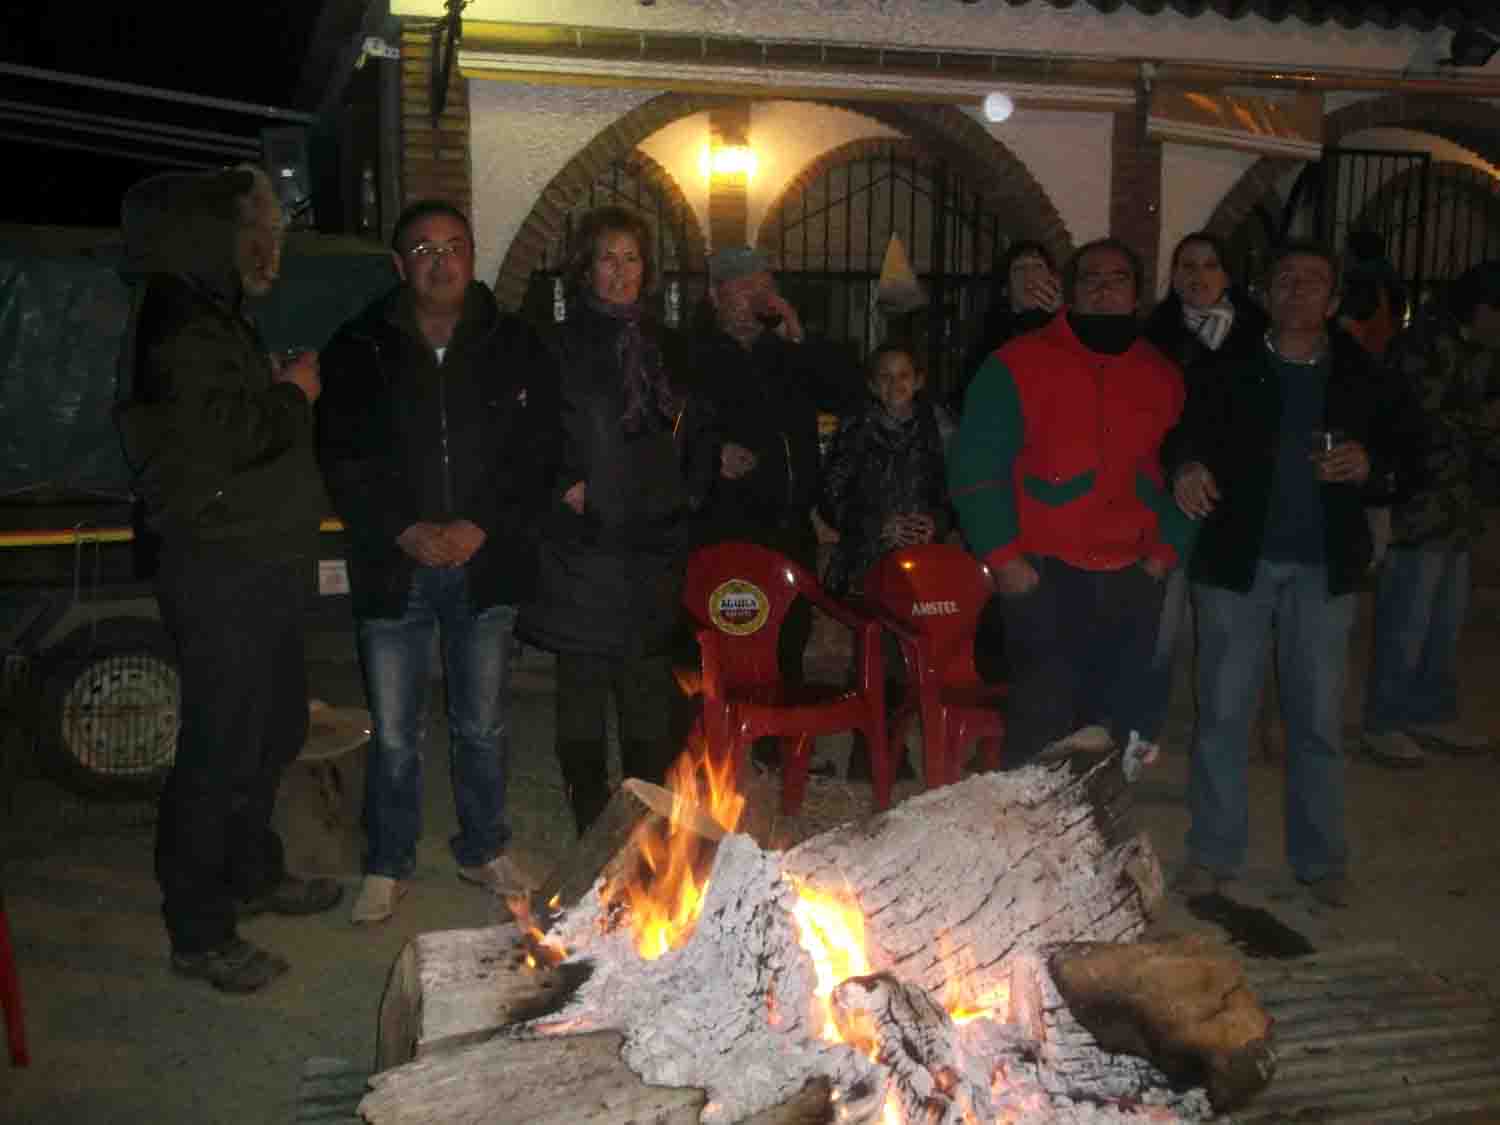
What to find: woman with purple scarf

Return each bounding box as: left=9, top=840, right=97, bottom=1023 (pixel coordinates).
left=519, top=206, right=712, bottom=834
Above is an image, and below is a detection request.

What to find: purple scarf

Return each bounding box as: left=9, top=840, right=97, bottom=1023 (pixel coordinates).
left=585, top=292, right=679, bottom=433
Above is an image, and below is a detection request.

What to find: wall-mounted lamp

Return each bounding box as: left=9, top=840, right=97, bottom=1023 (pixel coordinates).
left=982, top=92, right=1014, bottom=123
left=700, top=144, right=757, bottom=180
left=1443, top=26, right=1499, bottom=68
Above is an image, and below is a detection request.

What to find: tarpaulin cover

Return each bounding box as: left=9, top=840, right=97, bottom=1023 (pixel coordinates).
left=0, top=227, right=395, bottom=503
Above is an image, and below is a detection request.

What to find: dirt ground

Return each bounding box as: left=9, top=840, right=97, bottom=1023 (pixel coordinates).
left=3, top=594, right=1500, bottom=1125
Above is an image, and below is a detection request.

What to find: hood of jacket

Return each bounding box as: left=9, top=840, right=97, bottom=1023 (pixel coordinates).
left=119, top=167, right=257, bottom=303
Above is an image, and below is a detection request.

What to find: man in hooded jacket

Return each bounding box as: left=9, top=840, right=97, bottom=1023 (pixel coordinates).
left=115, top=166, right=340, bottom=993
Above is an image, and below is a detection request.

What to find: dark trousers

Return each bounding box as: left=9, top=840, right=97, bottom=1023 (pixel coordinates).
left=555, top=649, right=677, bottom=831
left=153, top=550, right=309, bottom=954
left=998, top=557, right=1166, bottom=766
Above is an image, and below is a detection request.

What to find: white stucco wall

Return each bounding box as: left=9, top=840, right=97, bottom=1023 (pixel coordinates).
left=467, top=81, right=658, bottom=287
left=1157, top=143, right=1260, bottom=295
left=969, top=107, right=1114, bottom=247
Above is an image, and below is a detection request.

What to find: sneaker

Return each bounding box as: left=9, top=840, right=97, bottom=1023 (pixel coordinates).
left=1364, top=730, right=1427, bottom=768
left=1121, top=730, right=1160, bottom=782
left=1300, top=873, right=1351, bottom=909
left=1405, top=723, right=1491, bottom=755
left=1171, top=863, right=1221, bottom=898
left=459, top=854, right=533, bottom=897
left=171, top=938, right=288, bottom=993
left=350, top=875, right=406, bottom=926
left=239, top=875, right=343, bottom=917
left=1059, top=724, right=1113, bottom=753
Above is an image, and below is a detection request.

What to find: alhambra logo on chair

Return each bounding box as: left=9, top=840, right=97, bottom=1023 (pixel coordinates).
left=708, top=579, right=769, bottom=635
left=911, top=600, right=959, bottom=617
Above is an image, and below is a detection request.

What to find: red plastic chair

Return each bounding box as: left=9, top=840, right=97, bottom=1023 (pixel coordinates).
left=682, top=541, right=893, bottom=814
left=0, top=892, right=28, bottom=1067
left=860, top=544, right=1007, bottom=788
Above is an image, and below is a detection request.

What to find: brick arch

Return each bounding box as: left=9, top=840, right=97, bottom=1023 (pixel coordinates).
left=496, top=93, right=1073, bottom=307
left=757, top=137, right=929, bottom=255
left=494, top=92, right=729, bottom=308
left=1205, top=94, right=1500, bottom=246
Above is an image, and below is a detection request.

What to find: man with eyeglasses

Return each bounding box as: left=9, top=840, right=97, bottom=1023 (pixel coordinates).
left=950, top=237, right=1190, bottom=777
left=316, top=200, right=562, bottom=925
left=1165, top=241, right=1419, bottom=908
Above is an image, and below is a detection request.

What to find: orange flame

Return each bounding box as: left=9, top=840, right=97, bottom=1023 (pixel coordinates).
left=786, top=877, right=872, bottom=1045
left=607, top=743, right=745, bottom=960
left=948, top=979, right=1011, bottom=1025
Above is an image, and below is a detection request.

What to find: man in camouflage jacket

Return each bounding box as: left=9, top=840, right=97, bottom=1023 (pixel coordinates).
left=1363, top=260, right=1500, bottom=767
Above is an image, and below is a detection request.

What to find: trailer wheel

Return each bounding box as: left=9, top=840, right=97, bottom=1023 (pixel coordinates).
left=35, top=618, right=179, bottom=801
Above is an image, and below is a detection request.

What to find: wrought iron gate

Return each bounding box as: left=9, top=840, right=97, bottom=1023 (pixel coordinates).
left=1276, top=147, right=1500, bottom=309
left=762, top=143, right=1012, bottom=401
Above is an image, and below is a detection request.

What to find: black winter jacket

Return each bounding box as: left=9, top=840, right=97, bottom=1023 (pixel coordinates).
left=1162, top=328, right=1421, bottom=597
left=518, top=301, right=710, bottom=659
left=818, top=398, right=951, bottom=596
left=315, top=283, right=561, bottom=620
left=117, top=272, right=326, bottom=557
left=685, top=327, right=825, bottom=566
left=1143, top=288, right=1268, bottom=378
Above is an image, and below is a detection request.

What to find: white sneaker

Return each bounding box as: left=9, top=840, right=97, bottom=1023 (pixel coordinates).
left=350, top=875, right=405, bottom=925
left=1405, top=723, right=1491, bottom=755
left=1059, top=724, right=1114, bottom=753
left=1121, top=730, right=1160, bottom=782
left=458, top=854, right=533, bottom=897
left=1364, top=729, right=1427, bottom=768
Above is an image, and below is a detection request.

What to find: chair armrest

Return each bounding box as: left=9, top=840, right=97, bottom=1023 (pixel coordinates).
left=804, top=585, right=882, bottom=633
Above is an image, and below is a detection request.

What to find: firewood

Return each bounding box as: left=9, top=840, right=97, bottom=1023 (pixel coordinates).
left=361, top=1031, right=838, bottom=1125
left=368, top=767, right=1219, bottom=1123
left=361, top=1031, right=707, bottom=1124
left=538, top=778, right=724, bottom=910
left=375, top=924, right=591, bottom=1071
left=1049, top=935, right=1276, bottom=1113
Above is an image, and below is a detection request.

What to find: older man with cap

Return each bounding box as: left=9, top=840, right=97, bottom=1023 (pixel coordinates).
left=685, top=247, right=858, bottom=696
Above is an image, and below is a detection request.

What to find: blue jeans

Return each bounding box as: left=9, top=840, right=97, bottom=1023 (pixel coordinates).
left=1188, top=561, right=1356, bottom=882
left=357, top=566, right=515, bottom=878
left=1364, top=542, right=1469, bottom=733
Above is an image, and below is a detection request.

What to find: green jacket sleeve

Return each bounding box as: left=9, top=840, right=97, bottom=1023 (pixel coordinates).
left=948, top=354, right=1023, bottom=563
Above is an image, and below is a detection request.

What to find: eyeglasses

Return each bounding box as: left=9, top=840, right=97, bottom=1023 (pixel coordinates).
left=1078, top=270, right=1134, bottom=291
left=403, top=239, right=468, bottom=260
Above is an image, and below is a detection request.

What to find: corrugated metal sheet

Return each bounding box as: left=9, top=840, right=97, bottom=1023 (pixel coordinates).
left=1240, top=943, right=1500, bottom=1123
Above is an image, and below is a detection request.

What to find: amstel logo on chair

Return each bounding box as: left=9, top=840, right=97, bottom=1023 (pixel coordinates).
left=708, top=579, right=770, bottom=635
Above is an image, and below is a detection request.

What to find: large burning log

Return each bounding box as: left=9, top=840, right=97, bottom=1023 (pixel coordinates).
left=363, top=759, right=1246, bottom=1124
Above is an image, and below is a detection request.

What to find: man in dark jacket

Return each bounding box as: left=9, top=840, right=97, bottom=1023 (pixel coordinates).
left=1167, top=241, right=1418, bottom=908
left=316, top=201, right=561, bottom=925
left=1363, top=260, right=1500, bottom=767
left=686, top=247, right=851, bottom=696
left=116, top=165, right=340, bottom=994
